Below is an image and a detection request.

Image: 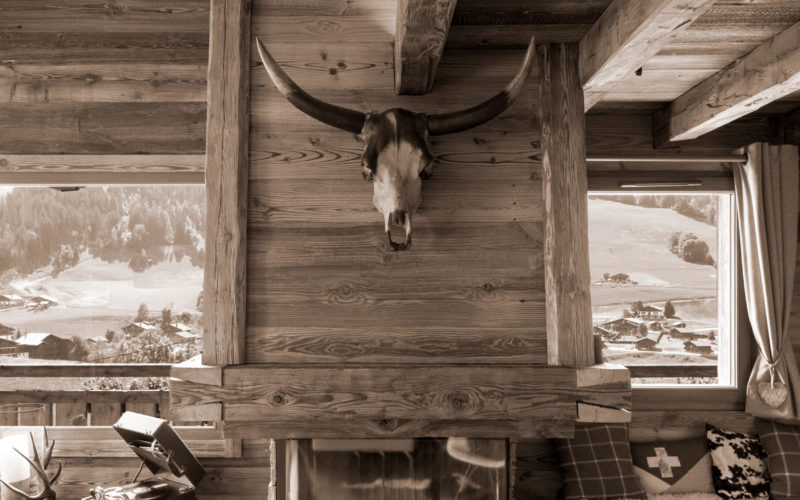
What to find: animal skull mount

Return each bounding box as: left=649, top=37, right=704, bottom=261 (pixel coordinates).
left=0, top=428, right=62, bottom=500
left=256, top=36, right=536, bottom=250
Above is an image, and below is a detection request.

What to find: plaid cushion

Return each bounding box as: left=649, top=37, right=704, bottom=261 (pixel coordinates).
left=554, top=423, right=645, bottom=499
left=755, top=418, right=800, bottom=498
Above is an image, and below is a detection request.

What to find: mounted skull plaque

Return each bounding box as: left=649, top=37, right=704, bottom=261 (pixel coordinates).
left=256, top=36, right=535, bottom=250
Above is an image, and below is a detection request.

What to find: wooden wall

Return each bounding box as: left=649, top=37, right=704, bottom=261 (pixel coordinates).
left=0, top=0, right=206, bottom=171
left=0, top=2, right=269, bottom=498
left=246, top=0, right=544, bottom=365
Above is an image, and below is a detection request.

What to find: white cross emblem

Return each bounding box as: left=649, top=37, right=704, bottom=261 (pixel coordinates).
left=646, top=447, right=681, bottom=478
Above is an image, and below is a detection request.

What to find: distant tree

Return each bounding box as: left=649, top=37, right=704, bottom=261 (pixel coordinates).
left=177, top=312, right=192, bottom=325
left=70, top=336, right=88, bottom=361
left=135, top=303, right=149, bottom=323
left=664, top=300, right=676, bottom=318
left=632, top=301, right=644, bottom=313
left=105, top=329, right=116, bottom=342
left=622, top=309, right=633, bottom=318
left=637, top=323, right=648, bottom=336
left=667, top=232, right=681, bottom=254
left=708, top=330, right=716, bottom=342
left=161, top=307, right=172, bottom=327
left=603, top=272, right=610, bottom=281
left=196, top=290, right=204, bottom=312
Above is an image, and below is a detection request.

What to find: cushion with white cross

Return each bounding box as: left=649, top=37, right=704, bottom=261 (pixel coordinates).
left=630, top=437, right=715, bottom=494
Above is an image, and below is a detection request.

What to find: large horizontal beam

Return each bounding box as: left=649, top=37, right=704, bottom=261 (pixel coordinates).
left=655, top=21, right=800, bottom=144
left=579, top=0, right=714, bottom=111
left=394, top=0, right=458, bottom=94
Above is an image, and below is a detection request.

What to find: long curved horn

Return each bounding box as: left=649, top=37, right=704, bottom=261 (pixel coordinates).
left=426, top=36, right=535, bottom=136
left=256, top=38, right=367, bottom=134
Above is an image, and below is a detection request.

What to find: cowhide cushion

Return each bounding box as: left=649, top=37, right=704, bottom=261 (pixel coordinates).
left=706, top=424, right=770, bottom=499
left=631, top=437, right=715, bottom=494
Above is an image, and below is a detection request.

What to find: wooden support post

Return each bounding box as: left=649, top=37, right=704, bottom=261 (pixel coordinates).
left=204, top=0, right=251, bottom=365
left=394, top=0, right=458, bottom=95
left=539, top=43, right=594, bottom=368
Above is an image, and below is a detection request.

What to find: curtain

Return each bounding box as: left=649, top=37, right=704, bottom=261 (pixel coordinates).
left=734, top=142, right=800, bottom=420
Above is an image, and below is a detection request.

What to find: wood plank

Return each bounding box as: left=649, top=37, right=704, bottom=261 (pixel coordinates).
left=539, top=43, right=593, bottom=368
left=513, top=439, right=563, bottom=500
left=89, top=402, right=123, bottom=426
left=0, top=154, right=205, bottom=184
left=0, top=32, right=208, bottom=65
left=248, top=176, right=541, bottom=226
left=203, top=0, right=251, bottom=366
left=576, top=403, right=631, bottom=423
left=54, top=402, right=87, bottom=426
left=172, top=356, right=224, bottom=386
left=579, top=0, right=715, bottom=111
left=0, top=64, right=207, bottom=103
left=0, top=363, right=171, bottom=378
left=246, top=327, right=546, bottom=364
left=0, top=390, right=168, bottom=405
left=0, top=102, right=206, bottom=154
left=394, top=0, right=458, bottom=94
left=223, top=419, right=575, bottom=439
left=252, top=15, right=395, bottom=45
left=171, top=365, right=578, bottom=423
left=654, top=21, right=800, bottom=144
left=629, top=410, right=756, bottom=441
left=0, top=0, right=209, bottom=32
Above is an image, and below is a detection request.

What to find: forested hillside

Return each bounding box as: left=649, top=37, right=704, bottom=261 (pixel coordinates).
left=0, top=186, right=205, bottom=282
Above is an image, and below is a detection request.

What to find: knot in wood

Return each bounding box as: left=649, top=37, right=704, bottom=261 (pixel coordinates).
left=482, top=283, right=496, bottom=293
left=378, top=418, right=396, bottom=430
left=272, top=392, right=287, bottom=406
left=448, top=391, right=472, bottom=412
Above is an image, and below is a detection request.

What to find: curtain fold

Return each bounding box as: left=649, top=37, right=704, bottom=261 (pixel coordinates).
left=734, top=142, right=800, bottom=420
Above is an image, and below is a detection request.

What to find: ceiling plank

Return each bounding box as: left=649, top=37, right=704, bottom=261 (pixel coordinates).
left=655, top=20, right=800, bottom=144
left=579, top=0, right=715, bottom=111
left=394, top=0, right=458, bottom=95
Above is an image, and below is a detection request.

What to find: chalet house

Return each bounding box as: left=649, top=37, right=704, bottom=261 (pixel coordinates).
left=684, top=340, right=714, bottom=354
left=0, top=323, right=14, bottom=337
left=25, top=295, right=57, bottom=310
left=15, top=333, right=76, bottom=360
left=122, top=322, right=156, bottom=336
left=0, top=336, right=18, bottom=356
left=635, top=332, right=666, bottom=352
left=636, top=305, right=664, bottom=319
left=2, top=0, right=800, bottom=498
left=0, top=294, right=23, bottom=308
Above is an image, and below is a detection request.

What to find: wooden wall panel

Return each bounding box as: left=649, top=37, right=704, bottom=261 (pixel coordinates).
left=246, top=0, right=543, bottom=365
left=0, top=0, right=208, bottom=157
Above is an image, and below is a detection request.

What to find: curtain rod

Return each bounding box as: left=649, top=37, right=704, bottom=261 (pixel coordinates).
left=586, top=155, right=747, bottom=163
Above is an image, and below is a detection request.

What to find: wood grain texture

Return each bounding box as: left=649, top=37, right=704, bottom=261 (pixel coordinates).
left=0, top=102, right=206, bottom=154
left=579, top=0, right=715, bottom=110
left=0, top=363, right=170, bottom=378
left=0, top=0, right=209, bottom=32
left=539, top=43, right=593, bottom=368
left=655, top=21, right=800, bottom=144
left=0, top=32, right=209, bottom=65
left=246, top=327, right=546, bottom=364
left=203, top=0, right=251, bottom=366
left=172, top=365, right=577, bottom=423
left=0, top=64, right=207, bottom=103
left=393, top=0, right=457, bottom=94
left=223, top=418, right=575, bottom=439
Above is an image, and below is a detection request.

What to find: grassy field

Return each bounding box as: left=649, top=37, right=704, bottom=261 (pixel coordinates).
left=588, top=197, right=718, bottom=308
left=0, top=256, right=202, bottom=340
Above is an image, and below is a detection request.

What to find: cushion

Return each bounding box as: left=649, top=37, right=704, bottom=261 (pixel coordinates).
left=553, top=423, right=645, bottom=499
left=706, top=424, right=770, bottom=499
left=755, top=418, right=800, bottom=498
left=631, top=437, right=715, bottom=494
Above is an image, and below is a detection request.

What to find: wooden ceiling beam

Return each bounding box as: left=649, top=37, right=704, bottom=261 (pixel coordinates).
left=579, top=0, right=715, bottom=111
left=655, top=21, right=800, bottom=145
left=394, top=0, right=458, bottom=95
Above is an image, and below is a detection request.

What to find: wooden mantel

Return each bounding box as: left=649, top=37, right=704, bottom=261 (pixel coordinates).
left=170, top=361, right=631, bottom=439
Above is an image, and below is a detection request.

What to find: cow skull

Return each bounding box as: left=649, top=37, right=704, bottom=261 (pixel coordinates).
left=256, top=36, right=535, bottom=250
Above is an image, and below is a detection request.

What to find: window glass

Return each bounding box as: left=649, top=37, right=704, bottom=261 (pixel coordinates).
left=588, top=193, right=735, bottom=386
left=0, top=186, right=204, bottom=390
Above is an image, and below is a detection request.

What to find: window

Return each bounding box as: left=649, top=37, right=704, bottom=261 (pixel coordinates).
left=588, top=187, right=742, bottom=389
left=0, top=185, right=205, bottom=424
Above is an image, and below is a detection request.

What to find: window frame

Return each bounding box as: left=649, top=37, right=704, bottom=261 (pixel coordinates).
left=0, top=175, right=211, bottom=427
left=587, top=171, right=752, bottom=410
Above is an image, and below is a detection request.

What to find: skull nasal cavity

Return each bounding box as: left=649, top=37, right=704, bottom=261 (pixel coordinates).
left=390, top=210, right=407, bottom=226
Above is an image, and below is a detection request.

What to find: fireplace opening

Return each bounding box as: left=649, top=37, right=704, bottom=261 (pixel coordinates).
left=284, top=438, right=508, bottom=500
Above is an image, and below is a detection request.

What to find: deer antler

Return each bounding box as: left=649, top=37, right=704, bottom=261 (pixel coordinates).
left=0, top=431, right=61, bottom=500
